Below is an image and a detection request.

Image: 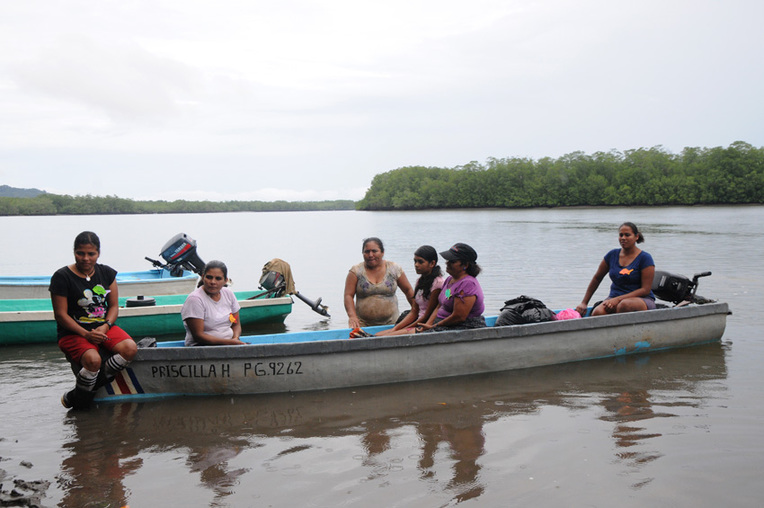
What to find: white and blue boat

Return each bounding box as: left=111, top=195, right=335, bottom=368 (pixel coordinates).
left=0, top=268, right=198, bottom=300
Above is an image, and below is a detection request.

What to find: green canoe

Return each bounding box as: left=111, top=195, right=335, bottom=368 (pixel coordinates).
left=0, top=291, right=292, bottom=346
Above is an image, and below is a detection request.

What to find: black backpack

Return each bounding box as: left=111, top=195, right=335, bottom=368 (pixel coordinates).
left=496, top=295, right=555, bottom=326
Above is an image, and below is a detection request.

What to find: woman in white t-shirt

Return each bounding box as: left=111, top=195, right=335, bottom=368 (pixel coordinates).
left=181, top=260, right=245, bottom=346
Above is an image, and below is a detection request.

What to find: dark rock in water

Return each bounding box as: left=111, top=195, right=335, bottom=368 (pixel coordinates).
left=0, top=470, right=50, bottom=508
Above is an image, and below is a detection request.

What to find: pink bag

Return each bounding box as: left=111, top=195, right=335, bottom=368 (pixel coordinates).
left=553, top=308, right=581, bottom=320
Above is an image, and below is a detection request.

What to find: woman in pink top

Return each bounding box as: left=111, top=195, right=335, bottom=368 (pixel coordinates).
left=376, top=245, right=444, bottom=336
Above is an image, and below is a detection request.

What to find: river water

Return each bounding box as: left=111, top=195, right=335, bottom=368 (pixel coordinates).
left=1, top=206, right=762, bottom=507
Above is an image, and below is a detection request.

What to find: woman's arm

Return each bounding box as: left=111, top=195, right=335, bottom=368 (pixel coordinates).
left=433, top=295, right=476, bottom=328
left=230, top=311, right=242, bottom=341
left=417, top=304, right=442, bottom=330
left=397, top=271, right=416, bottom=308
left=185, top=317, right=245, bottom=345
left=344, top=271, right=361, bottom=329
left=96, top=279, right=121, bottom=336
left=419, top=291, right=475, bottom=330
left=575, top=259, right=608, bottom=315
left=390, top=306, right=418, bottom=331
left=416, top=288, right=442, bottom=325
left=392, top=270, right=419, bottom=328
left=388, top=271, right=420, bottom=331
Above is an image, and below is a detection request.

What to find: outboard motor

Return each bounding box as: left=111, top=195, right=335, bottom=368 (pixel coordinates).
left=652, top=270, right=712, bottom=305
left=145, top=233, right=206, bottom=276
left=259, top=270, right=286, bottom=297
left=652, top=271, right=691, bottom=304
left=259, top=260, right=331, bottom=317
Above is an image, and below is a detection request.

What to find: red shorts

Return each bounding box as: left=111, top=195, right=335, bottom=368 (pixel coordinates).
left=58, top=325, right=133, bottom=364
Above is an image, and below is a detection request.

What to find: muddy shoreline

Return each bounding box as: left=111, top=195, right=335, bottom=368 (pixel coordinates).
left=0, top=463, right=50, bottom=508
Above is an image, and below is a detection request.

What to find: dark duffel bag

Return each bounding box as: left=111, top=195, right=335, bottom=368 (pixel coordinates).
left=496, top=295, right=555, bottom=326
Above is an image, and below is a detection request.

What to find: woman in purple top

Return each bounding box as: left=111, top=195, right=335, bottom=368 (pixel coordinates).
left=575, top=222, right=656, bottom=316
left=419, top=243, right=485, bottom=331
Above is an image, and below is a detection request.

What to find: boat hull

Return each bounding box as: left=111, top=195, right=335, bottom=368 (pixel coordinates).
left=97, top=302, right=729, bottom=401
left=0, top=291, right=292, bottom=346
left=0, top=269, right=198, bottom=299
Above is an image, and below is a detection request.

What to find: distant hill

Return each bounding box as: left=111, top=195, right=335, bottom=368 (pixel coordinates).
left=0, top=185, right=46, bottom=198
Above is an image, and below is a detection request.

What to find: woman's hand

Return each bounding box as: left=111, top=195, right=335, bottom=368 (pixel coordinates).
left=230, top=330, right=245, bottom=345
left=575, top=302, right=588, bottom=316
left=416, top=305, right=441, bottom=332
left=85, top=327, right=109, bottom=344
left=602, top=297, right=621, bottom=313
left=186, top=317, right=245, bottom=346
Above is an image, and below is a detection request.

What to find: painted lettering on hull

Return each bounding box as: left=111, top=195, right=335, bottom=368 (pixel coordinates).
left=147, top=361, right=305, bottom=379
left=151, top=363, right=231, bottom=378
left=243, top=361, right=303, bottom=377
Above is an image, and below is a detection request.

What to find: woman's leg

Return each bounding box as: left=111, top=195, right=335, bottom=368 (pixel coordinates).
left=615, top=297, right=649, bottom=313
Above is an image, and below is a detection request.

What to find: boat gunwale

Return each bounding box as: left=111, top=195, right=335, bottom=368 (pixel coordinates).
left=0, top=268, right=198, bottom=286
left=0, top=294, right=293, bottom=323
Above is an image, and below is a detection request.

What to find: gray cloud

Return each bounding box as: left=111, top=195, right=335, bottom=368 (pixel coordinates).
left=1, top=0, right=762, bottom=201
left=11, top=35, right=199, bottom=122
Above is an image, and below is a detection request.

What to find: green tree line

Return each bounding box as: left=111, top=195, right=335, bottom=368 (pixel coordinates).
left=4, top=141, right=762, bottom=215
left=0, top=194, right=356, bottom=216
left=357, top=141, right=764, bottom=210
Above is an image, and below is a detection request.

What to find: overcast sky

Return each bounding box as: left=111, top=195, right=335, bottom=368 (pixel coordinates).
left=1, top=1, right=762, bottom=202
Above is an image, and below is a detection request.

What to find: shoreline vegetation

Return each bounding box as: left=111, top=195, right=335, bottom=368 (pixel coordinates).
left=0, top=196, right=357, bottom=216
left=357, top=141, right=763, bottom=210
left=2, top=142, right=762, bottom=216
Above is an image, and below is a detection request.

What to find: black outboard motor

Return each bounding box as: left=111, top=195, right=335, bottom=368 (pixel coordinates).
left=259, top=271, right=286, bottom=296
left=652, top=270, right=712, bottom=304
left=145, top=233, right=206, bottom=277
left=259, top=266, right=330, bottom=317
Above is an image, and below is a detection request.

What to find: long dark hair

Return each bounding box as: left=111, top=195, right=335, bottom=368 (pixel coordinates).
left=413, top=245, right=442, bottom=300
